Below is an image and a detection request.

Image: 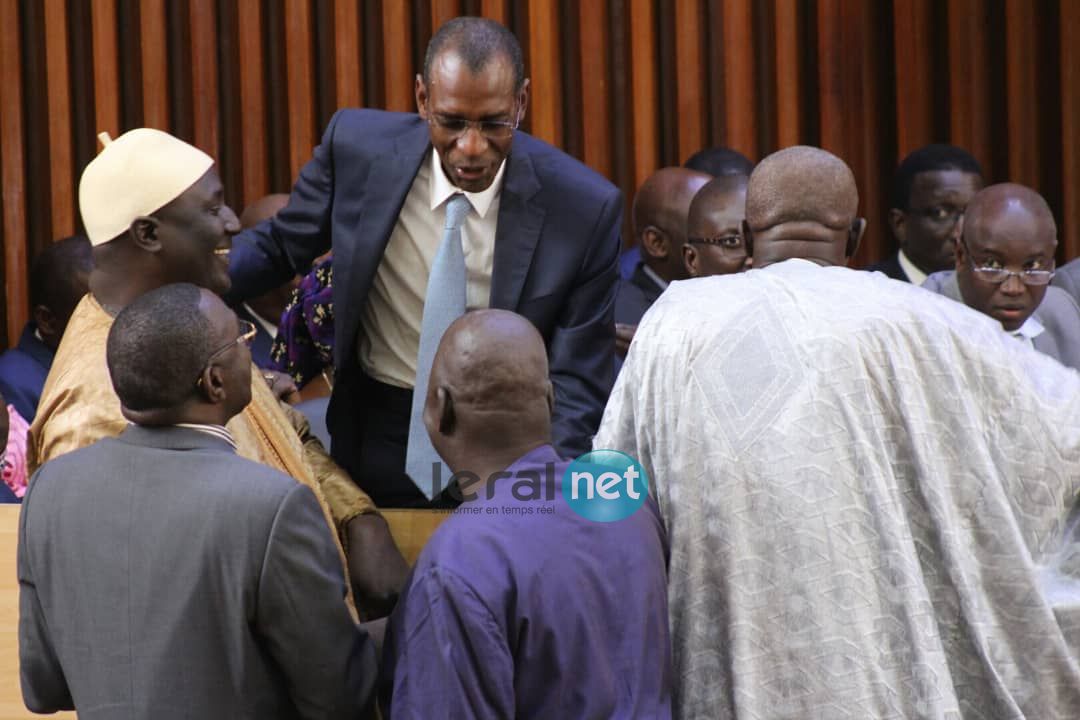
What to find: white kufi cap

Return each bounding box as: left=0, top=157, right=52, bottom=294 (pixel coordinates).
left=79, top=129, right=214, bottom=246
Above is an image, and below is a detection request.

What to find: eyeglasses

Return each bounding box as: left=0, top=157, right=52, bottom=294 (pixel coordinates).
left=910, top=205, right=965, bottom=225
left=195, top=320, right=257, bottom=387
left=963, top=243, right=1056, bottom=286
left=427, top=109, right=520, bottom=141
left=687, top=235, right=747, bottom=256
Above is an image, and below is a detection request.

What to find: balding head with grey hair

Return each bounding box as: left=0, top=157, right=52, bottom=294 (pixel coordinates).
left=744, top=146, right=865, bottom=269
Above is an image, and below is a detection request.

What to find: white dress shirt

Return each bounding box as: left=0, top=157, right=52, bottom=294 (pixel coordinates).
left=358, top=150, right=506, bottom=389
left=897, top=249, right=928, bottom=285
left=1010, top=314, right=1045, bottom=350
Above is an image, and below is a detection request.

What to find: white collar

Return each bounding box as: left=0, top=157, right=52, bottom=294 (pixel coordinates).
left=429, top=149, right=506, bottom=219
left=173, top=423, right=238, bottom=450
left=641, top=264, right=670, bottom=291
left=897, top=250, right=928, bottom=286
left=1011, top=314, right=1046, bottom=342
left=241, top=303, right=278, bottom=339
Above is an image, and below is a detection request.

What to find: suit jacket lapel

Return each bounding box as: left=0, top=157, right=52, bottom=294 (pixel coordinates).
left=491, top=142, right=544, bottom=311
left=335, top=124, right=430, bottom=367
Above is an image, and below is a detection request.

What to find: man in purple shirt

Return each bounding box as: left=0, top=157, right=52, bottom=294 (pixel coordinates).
left=381, top=309, right=672, bottom=719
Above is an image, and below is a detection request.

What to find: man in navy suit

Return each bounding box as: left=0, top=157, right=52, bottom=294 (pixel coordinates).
left=0, top=236, right=91, bottom=421
left=227, top=17, right=621, bottom=507
left=865, top=144, right=982, bottom=284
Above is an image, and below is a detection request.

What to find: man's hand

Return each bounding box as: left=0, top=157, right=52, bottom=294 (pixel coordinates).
left=346, top=514, right=410, bottom=619
left=615, top=323, right=638, bottom=358
left=261, top=370, right=301, bottom=405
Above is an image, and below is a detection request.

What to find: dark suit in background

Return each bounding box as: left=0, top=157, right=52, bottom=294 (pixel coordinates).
left=615, top=262, right=666, bottom=326
left=19, top=425, right=375, bottom=719
left=0, top=322, right=54, bottom=421
left=864, top=252, right=910, bottom=282
left=228, top=109, right=621, bottom=505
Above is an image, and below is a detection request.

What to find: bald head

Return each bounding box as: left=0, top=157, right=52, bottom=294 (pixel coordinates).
left=955, top=183, right=1058, bottom=332
left=239, top=194, right=290, bottom=229
left=633, top=167, right=712, bottom=281
left=425, top=310, right=553, bottom=474
left=684, top=175, right=749, bottom=277
left=745, top=146, right=864, bottom=268
left=964, top=183, right=1055, bottom=237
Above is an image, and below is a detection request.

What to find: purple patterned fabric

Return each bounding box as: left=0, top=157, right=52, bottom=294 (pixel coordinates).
left=270, top=256, right=334, bottom=387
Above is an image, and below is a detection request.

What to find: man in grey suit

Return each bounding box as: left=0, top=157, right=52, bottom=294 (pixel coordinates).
left=19, top=283, right=376, bottom=719
left=922, top=183, right=1080, bottom=371
left=1052, top=257, right=1080, bottom=306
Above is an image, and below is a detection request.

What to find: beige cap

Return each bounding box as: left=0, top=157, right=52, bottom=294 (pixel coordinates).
left=79, top=129, right=214, bottom=246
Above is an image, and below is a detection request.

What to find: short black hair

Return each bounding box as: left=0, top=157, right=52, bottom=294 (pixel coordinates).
left=107, top=283, right=214, bottom=412
left=423, top=17, right=525, bottom=92
left=684, top=147, right=754, bottom=178
left=892, top=144, right=983, bottom=210
left=29, top=235, right=92, bottom=310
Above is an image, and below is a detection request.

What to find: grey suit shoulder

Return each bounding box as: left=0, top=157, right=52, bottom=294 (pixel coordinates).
left=923, top=270, right=1080, bottom=371
left=1052, top=258, right=1080, bottom=306
left=19, top=425, right=375, bottom=719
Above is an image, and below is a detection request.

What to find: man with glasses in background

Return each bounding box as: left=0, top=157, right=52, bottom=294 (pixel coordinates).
left=682, top=174, right=750, bottom=278
left=867, top=144, right=983, bottom=283
left=228, top=16, right=623, bottom=508
left=923, top=183, right=1080, bottom=370
left=615, top=167, right=710, bottom=361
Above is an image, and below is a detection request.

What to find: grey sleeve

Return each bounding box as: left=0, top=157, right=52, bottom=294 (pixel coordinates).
left=18, top=482, right=74, bottom=713
left=256, top=483, right=377, bottom=719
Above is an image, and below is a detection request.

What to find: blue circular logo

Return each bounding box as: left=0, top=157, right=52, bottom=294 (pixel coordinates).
left=562, top=450, right=649, bottom=522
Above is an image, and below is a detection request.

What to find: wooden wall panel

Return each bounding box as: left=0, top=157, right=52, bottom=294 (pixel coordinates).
left=90, top=0, right=120, bottom=141
left=43, top=0, right=75, bottom=240
left=189, top=0, right=220, bottom=156
left=719, top=0, right=757, bottom=161
left=628, top=0, right=659, bottom=190
left=237, top=0, right=268, bottom=207
left=1, top=0, right=28, bottom=349
left=674, top=0, right=705, bottom=164
left=772, top=0, right=802, bottom=148
left=1061, top=0, right=1080, bottom=259
left=334, top=0, right=364, bottom=110
left=527, top=0, right=561, bottom=147
left=3, top=0, right=1079, bottom=350
left=578, top=1, right=612, bottom=179
left=139, top=0, right=169, bottom=130
left=284, top=0, right=316, bottom=181
left=947, top=0, right=993, bottom=174
left=382, top=1, right=414, bottom=112
left=1004, top=0, right=1040, bottom=189
left=892, top=0, right=934, bottom=156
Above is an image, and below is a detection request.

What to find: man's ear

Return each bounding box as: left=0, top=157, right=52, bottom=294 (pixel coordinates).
left=887, top=208, right=906, bottom=248
left=515, top=78, right=530, bottom=123
left=436, top=386, right=456, bottom=435
left=198, top=364, right=227, bottom=404
left=415, top=74, right=428, bottom=117
left=954, top=235, right=968, bottom=270
left=682, top=243, right=700, bottom=277
left=640, top=227, right=669, bottom=260
left=742, top=220, right=754, bottom=258
left=129, top=216, right=162, bottom=252
left=846, top=218, right=866, bottom=259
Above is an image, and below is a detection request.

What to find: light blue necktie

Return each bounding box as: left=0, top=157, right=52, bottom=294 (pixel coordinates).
left=405, top=193, right=471, bottom=498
